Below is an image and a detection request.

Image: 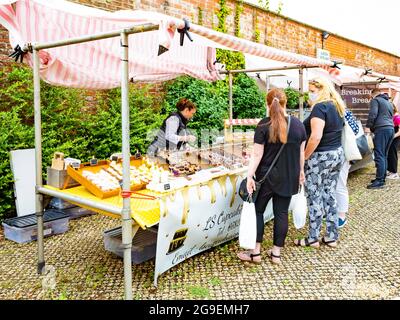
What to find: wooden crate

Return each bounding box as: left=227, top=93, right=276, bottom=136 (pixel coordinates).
left=66, top=159, right=146, bottom=199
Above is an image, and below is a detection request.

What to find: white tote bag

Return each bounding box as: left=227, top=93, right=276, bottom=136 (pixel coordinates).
left=289, top=186, right=308, bottom=230
left=342, top=121, right=362, bottom=161
left=239, top=202, right=257, bottom=250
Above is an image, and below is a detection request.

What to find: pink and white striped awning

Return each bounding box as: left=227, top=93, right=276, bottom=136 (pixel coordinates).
left=224, top=119, right=262, bottom=126
left=0, top=0, right=338, bottom=89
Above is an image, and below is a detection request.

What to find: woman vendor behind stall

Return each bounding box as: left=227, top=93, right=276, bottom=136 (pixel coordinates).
left=147, top=98, right=197, bottom=157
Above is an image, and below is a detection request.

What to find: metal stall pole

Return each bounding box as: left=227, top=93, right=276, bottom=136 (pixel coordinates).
left=33, top=48, right=45, bottom=275
left=299, top=67, right=305, bottom=122
left=228, top=72, right=233, bottom=138
left=120, top=31, right=133, bottom=300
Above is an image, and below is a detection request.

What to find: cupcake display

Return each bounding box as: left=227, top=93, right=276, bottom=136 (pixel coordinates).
left=200, top=151, right=245, bottom=169
left=169, top=160, right=200, bottom=176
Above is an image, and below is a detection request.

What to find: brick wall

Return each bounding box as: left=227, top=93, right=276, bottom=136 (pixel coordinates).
left=1, top=0, right=399, bottom=76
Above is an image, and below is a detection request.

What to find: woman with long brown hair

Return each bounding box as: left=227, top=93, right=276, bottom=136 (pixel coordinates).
left=237, top=88, right=307, bottom=265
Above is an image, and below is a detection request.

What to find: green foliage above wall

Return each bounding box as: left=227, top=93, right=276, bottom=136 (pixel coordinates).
left=198, top=7, right=203, bottom=25
left=234, top=0, right=244, bottom=38
left=216, top=0, right=230, bottom=33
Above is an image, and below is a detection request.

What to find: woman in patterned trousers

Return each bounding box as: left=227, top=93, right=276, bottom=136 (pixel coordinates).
left=295, top=78, right=346, bottom=248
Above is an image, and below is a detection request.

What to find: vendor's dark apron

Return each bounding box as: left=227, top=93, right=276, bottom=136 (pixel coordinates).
left=148, top=112, right=188, bottom=156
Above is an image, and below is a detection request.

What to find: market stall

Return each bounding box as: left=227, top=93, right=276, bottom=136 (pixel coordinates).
left=243, top=55, right=400, bottom=119
left=0, top=0, right=340, bottom=300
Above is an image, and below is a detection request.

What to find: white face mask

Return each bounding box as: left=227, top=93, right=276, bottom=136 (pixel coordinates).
left=309, top=92, right=319, bottom=102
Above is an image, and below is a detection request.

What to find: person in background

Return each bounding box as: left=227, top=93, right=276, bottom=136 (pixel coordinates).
left=295, top=78, right=345, bottom=248
left=365, top=88, right=394, bottom=189
left=387, top=104, right=400, bottom=179
left=147, top=98, right=197, bottom=157
left=336, top=110, right=360, bottom=229
left=238, top=88, right=306, bottom=265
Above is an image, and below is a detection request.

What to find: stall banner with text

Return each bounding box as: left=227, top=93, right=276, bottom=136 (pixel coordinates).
left=341, top=86, right=374, bottom=107
left=154, top=174, right=274, bottom=285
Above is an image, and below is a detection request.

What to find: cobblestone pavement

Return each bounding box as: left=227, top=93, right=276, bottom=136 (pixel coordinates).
left=1, top=163, right=399, bottom=300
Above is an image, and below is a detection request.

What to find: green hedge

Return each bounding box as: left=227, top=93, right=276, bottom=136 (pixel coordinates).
left=0, top=66, right=163, bottom=222
left=162, top=73, right=266, bottom=131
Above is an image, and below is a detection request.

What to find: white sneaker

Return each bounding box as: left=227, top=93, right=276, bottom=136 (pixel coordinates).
left=387, top=173, right=400, bottom=180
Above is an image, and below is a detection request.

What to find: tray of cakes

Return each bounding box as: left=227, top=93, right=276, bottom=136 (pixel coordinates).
left=198, top=149, right=247, bottom=170
left=66, top=158, right=170, bottom=199
left=169, top=160, right=201, bottom=176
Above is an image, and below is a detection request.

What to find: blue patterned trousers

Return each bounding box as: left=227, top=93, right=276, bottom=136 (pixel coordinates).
left=304, top=147, right=345, bottom=242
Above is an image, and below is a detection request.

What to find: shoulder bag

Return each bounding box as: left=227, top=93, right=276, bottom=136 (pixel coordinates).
left=239, top=116, right=291, bottom=203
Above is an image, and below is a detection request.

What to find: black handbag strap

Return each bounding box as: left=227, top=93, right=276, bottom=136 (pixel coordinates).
left=257, top=116, right=291, bottom=185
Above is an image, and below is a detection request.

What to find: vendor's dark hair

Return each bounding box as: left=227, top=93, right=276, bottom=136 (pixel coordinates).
left=266, top=89, right=288, bottom=144
left=177, top=98, right=196, bottom=111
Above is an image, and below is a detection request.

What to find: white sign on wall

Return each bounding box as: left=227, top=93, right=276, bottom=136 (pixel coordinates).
left=153, top=173, right=274, bottom=286
left=316, top=48, right=331, bottom=61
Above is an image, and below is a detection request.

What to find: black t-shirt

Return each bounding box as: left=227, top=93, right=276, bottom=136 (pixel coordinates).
left=254, top=116, right=307, bottom=197
left=303, top=101, right=344, bottom=152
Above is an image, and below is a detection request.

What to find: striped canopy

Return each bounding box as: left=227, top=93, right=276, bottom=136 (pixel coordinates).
left=1, top=0, right=338, bottom=89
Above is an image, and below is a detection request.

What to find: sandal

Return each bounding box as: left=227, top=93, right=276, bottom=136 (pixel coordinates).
left=322, top=238, right=338, bottom=248
left=237, top=251, right=262, bottom=264
left=267, top=250, right=281, bottom=265
left=294, top=238, right=320, bottom=248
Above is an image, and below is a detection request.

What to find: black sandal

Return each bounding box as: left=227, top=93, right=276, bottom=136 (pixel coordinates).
left=294, top=238, right=320, bottom=247
left=322, top=238, right=338, bottom=248
left=250, top=253, right=261, bottom=262
left=267, top=250, right=281, bottom=264
left=237, top=252, right=262, bottom=264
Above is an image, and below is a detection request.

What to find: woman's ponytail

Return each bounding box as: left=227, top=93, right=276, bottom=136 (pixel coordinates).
left=267, top=90, right=288, bottom=144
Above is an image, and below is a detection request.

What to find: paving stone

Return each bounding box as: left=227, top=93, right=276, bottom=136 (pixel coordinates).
left=0, top=163, right=399, bottom=300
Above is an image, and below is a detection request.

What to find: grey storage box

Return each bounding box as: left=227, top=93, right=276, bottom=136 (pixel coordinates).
left=46, top=167, right=79, bottom=189
left=103, top=227, right=157, bottom=264
left=2, top=209, right=69, bottom=244
left=63, top=206, right=96, bottom=220
left=49, top=197, right=76, bottom=210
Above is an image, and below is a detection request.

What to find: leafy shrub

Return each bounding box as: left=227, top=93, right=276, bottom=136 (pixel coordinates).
left=162, top=76, right=229, bottom=132
left=284, top=87, right=310, bottom=110
left=0, top=108, right=34, bottom=220
left=233, top=73, right=266, bottom=119
left=0, top=66, right=162, bottom=221
left=162, top=74, right=266, bottom=131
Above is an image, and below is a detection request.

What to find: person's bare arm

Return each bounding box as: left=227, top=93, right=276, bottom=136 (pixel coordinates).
left=304, top=118, right=325, bottom=160
left=246, top=143, right=264, bottom=194
left=299, top=141, right=306, bottom=185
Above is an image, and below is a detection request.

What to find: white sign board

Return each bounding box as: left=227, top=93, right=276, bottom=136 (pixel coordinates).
left=154, top=173, right=274, bottom=285
left=10, top=149, right=36, bottom=217
left=316, top=48, right=331, bottom=61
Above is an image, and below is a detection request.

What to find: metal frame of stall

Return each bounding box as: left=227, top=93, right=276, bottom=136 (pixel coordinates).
left=30, top=23, right=159, bottom=301
left=220, top=65, right=326, bottom=129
